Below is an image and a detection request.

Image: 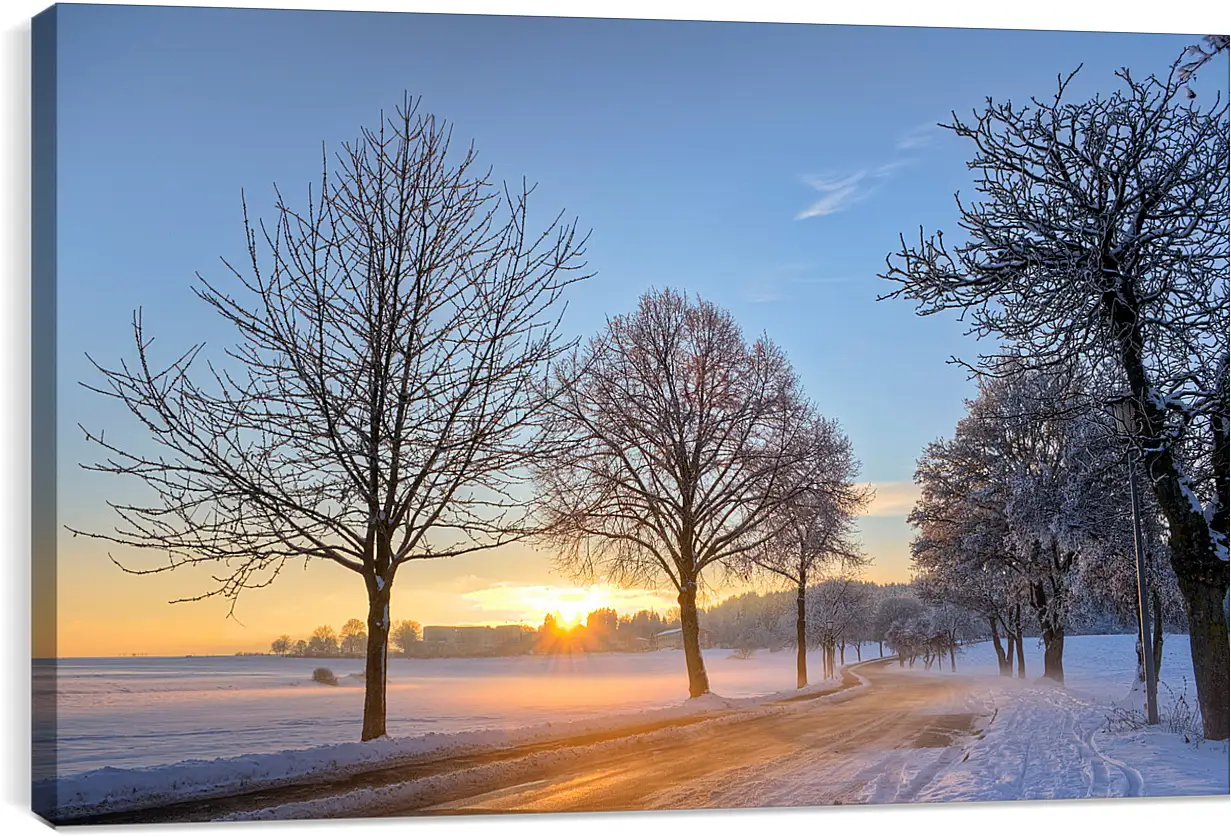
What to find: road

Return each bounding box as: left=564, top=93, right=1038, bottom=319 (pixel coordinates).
left=61, top=659, right=990, bottom=824
left=398, top=659, right=982, bottom=815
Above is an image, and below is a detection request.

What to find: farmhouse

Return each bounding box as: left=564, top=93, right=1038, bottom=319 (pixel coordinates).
left=652, top=628, right=714, bottom=650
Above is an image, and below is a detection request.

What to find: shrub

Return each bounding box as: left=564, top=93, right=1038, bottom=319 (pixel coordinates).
left=312, top=667, right=339, bottom=686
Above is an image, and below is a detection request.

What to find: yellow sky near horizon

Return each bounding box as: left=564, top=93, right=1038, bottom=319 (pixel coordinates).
left=46, top=483, right=919, bottom=658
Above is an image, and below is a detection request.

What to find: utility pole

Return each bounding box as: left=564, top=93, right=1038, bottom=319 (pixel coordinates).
left=1127, top=449, right=1160, bottom=725
left=1113, top=399, right=1159, bottom=725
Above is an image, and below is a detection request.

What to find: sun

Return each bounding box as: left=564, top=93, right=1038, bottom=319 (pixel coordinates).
left=549, top=588, right=613, bottom=629
left=519, top=586, right=615, bottom=629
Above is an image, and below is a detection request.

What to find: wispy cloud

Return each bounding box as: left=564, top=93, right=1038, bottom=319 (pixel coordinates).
left=744, top=264, right=852, bottom=304
left=861, top=481, right=920, bottom=518
left=794, top=171, right=868, bottom=220
left=896, top=122, right=942, bottom=151
left=795, top=121, right=944, bottom=222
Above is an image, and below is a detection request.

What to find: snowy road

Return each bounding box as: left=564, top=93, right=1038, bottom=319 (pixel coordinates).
left=418, top=661, right=978, bottom=813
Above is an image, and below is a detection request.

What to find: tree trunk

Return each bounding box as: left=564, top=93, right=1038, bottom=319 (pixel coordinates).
left=361, top=576, right=392, bottom=741
left=991, top=618, right=1010, bottom=676
left=1177, top=570, right=1230, bottom=740
left=1014, top=604, right=1026, bottom=679
left=795, top=584, right=807, bottom=689
left=1107, top=286, right=1229, bottom=740
left=879, top=639, right=884, bottom=657
left=949, top=639, right=956, bottom=673
left=1041, top=624, right=1064, bottom=683
left=1151, top=588, right=1164, bottom=684
left=678, top=582, right=710, bottom=697
left=1031, top=583, right=1064, bottom=683
left=839, top=639, right=846, bottom=666
left=856, top=641, right=862, bottom=661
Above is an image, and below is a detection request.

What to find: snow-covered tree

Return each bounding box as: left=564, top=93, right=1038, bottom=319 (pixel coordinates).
left=534, top=289, right=812, bottom=697
left=913, top=368, right=1117, bottom=683
left=806, top=576, right=868, bottom=680
left=882, top=62, right=1228, bottom=735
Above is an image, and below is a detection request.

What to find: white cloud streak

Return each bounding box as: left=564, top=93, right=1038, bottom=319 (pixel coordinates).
left=860, top=481, right=921, bottom=518
left=794, top=171, right=868, bottom=220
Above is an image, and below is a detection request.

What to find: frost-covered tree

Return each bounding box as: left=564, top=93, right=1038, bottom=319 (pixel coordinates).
left=873, top=595, right=923, bottom=659
left=806, top=576, right=867, bottom=680
left=744, top=413, right=871, bottom=687
left=913, top=369, right=1117, bottom=683
left=882, top=64, right=1228, bottom=735
left=73, top=96, right=590, bottom=740
left=535, top=289, right=812, bottom=697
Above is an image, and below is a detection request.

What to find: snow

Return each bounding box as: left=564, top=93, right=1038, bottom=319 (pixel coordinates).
left=890, top=634, right=1229, bottom=801
left=39, top=636, right=1229, bottom=821
left=38, top=648, right=841, bottom=820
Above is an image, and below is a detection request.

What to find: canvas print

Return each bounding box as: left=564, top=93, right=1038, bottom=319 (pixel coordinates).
left=30, top=2, right=1230, bottom=826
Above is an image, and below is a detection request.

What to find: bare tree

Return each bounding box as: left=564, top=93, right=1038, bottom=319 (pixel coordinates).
left=534, top=289, right=810, bottom=697
left=745, top=414, right=871, bottom=688
left=881, top=63, right=1229, bottom=737
left=72, top=96, right=590, bottom=740
left=390, top=619, right=423, bottom=656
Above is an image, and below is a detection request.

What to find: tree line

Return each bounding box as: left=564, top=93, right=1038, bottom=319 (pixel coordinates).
left=269, top=619, right=421, bottom=658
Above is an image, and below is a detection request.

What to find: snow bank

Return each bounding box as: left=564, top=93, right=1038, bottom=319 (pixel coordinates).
left=895, top=635, right=1228, bottom=801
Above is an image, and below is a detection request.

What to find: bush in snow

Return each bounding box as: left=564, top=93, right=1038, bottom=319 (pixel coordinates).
left=312, top=667, right=338, bottom=687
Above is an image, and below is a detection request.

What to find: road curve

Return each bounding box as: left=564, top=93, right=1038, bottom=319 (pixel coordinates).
left=400, top=659, right=981, bottom=815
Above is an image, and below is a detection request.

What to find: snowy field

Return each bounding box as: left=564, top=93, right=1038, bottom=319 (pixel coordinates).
left=39, top=646, right=840, bottom=779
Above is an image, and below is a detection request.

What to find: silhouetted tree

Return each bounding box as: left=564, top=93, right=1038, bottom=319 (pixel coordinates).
left=73, top=95, right=591, bottom=741
left=535, top=289, right=812, bottom=697
left=390, top=619, right=422, bottom=655
left=340, top=618, right=367, bottom=657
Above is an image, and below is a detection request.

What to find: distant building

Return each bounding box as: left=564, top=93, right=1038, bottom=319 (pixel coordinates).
left=652, top=628, right=714, bottom=650
left=421, top=625, right=534, bottom=656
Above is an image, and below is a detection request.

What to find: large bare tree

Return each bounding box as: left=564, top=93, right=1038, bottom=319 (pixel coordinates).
left=745, top=414, right=870, bottom=688
left=881, top=64, right=1229, bottom=737
left=73, top=96, right=590, bottom=740
left=534, top=289, right=810, bottom=697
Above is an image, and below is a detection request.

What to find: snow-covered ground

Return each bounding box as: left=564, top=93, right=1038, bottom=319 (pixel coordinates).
left=38, top=635, right=1228, bottom=821
left=886, top=633, right=1229, bottom=801
left=41, top=647, right=840, bottom=778
left=38, top=647, right=845, bottom=819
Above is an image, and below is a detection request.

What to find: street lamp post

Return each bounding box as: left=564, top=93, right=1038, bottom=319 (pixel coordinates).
left=1112, top=399, right=1160, bottom=726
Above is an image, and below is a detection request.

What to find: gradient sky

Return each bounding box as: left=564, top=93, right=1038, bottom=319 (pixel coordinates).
left=48, top=3, right=1215, bottom=655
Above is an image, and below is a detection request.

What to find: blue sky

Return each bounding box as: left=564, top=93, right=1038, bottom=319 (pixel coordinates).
left=49, top=4, right=1219, bottom=652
